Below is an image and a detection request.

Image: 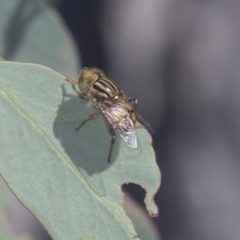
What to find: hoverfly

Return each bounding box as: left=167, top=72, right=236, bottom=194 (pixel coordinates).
left=66, top=67, right=139, bottom=162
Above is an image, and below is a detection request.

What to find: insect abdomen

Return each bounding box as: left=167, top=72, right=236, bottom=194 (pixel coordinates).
left=124, top=102, right=136, bottom=125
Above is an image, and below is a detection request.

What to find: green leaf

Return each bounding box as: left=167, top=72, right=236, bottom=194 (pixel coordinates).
left=0, top=61, right=161, bottom=240
left=0, top=0, right=80, bottom=75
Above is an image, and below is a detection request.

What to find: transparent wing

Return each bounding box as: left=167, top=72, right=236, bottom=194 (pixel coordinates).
left=98, top=102, right=137, bottom=148
left=119, top=128, right=137, bottom=148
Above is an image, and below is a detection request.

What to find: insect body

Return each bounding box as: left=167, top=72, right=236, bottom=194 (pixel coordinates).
left=67, top=67, right=137, bottom=162
left=98, top=102, right=137, bottom=148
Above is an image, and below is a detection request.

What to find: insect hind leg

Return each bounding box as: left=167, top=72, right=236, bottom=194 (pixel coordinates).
left=128, top=97, right=155, bottom=133
left=107, top=124, right=116, bottom=163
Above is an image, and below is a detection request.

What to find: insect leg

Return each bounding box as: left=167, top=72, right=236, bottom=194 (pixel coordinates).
left=66, top=77, right=89, bottom=100
left=66, top=77, right=78, bottom=85
left=107, top=123, right=116, bottom=163
left=135, top=112, right=155, bottom=133
left=76, top=109, right=100, bottom=131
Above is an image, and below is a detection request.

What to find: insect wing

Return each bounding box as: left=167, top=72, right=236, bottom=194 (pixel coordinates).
left=98, top=102, right=137, bottom=148
left=119, top=128, right=137, bottom=148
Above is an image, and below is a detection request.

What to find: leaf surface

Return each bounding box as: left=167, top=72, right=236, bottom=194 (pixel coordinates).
left=0, top=0, right=80, bottom=75
left=0, top=62, right=161, bottom=240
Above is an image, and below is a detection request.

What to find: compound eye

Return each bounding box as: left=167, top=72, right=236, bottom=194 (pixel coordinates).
left=78, top=67, right=104, bottom=94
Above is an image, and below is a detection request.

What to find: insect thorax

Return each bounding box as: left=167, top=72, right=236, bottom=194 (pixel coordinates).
left=90, top=76, right=125, bottom=101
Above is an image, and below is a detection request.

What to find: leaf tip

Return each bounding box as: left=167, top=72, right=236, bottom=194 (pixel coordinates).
left=144, top=178, right=161, bottom=218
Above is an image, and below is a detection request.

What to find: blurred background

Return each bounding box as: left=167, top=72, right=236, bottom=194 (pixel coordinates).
left=4, top=0, right=240, bottom=239
left=52, top=1, right=240, bottom=240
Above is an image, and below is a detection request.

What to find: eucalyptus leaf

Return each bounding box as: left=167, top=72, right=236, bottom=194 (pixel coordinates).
left=0, top=0, right=80, bottom=75
left=0, top=61, right=161, bottom=240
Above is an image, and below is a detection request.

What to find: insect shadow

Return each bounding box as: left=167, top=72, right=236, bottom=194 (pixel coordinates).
left=53, top=85, right=120, bottom=176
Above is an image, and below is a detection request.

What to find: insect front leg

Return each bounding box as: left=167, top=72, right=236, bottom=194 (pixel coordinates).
left=66, top=77, right=89, bottom=100
left=76, top=109, right=100, bottom=131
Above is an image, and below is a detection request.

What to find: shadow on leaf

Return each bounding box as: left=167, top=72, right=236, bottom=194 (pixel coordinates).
left=53, top=88, right=120, bottom=176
